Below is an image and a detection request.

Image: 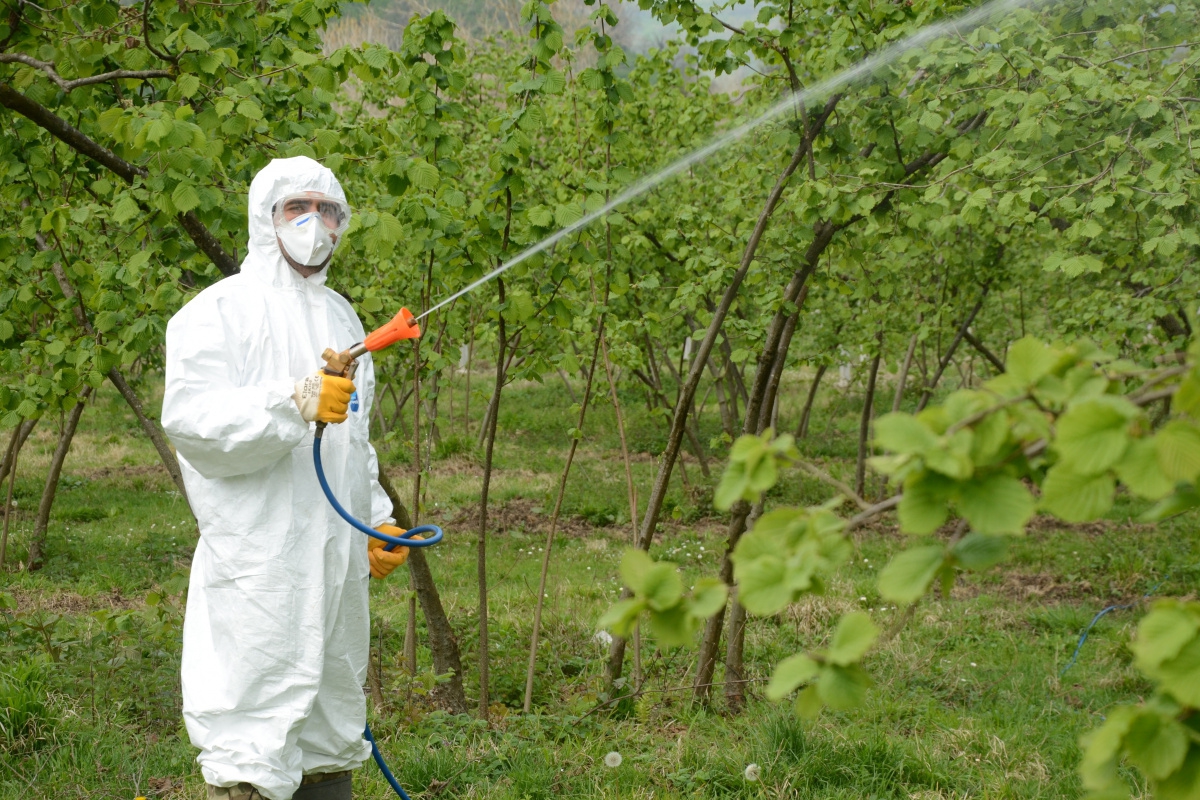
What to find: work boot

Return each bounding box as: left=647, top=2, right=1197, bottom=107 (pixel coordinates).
left=206, top=784, right=265, bottom=800
left=293, top=770, right=352, bottom=800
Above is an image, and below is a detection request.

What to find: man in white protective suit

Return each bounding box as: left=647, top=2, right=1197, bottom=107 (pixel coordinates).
left=162, top=157, right=413, bottom=800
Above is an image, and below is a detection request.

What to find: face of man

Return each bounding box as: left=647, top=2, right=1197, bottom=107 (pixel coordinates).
left=280, top=194, right=344, bottom=244
left=274, top=191, right=349, bottom=278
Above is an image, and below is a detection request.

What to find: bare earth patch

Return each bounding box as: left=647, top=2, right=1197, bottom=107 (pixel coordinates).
left=10, top=586, right=142, bottom=615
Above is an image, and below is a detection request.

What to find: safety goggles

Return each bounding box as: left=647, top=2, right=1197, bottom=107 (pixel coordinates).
left=272, top=192, right=352, bottom=235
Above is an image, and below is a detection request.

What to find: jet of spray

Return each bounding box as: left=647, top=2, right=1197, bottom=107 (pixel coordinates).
left=413, top=0, right=1044, bottom=323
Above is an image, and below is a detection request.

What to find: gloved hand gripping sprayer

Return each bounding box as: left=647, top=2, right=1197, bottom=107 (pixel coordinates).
left=312, top=306, right=442, bottom=800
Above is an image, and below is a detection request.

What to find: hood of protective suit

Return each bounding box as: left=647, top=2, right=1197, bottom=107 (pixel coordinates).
left=243, top=156, right=350, bottom=289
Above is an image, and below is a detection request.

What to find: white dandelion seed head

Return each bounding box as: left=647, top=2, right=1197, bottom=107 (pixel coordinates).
left=605, top=751, right=623, bottom=768
left=745, top=763, right=761, bottom=782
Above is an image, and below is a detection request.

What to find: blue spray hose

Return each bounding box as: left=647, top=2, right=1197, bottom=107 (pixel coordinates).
left=313, top=429, right=442, bottom=799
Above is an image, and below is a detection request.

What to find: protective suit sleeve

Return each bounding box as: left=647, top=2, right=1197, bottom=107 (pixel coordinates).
left=368, top=444, right=396, bottom=528
left=162, top=303, right=310, bottom=480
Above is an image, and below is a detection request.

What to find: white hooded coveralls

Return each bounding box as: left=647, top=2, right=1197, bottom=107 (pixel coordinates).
left=162, top=157, right=393, bottom=800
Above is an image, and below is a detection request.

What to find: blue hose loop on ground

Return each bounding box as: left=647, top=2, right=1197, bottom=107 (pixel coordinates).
left=365, top=724, right=412, bottom=800
left=312, top=433, right=442, bottom=550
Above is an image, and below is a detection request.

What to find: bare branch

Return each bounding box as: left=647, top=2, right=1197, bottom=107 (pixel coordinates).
left=0, top=53, right=171, bottom=91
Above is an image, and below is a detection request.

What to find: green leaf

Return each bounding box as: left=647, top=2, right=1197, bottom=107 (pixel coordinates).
left=1133, top=604, right=1200, bottom=672
left=407, top=160, right=440, bottom=191
left=714, top=461, right=748, bottom=511
left=1124, top=711, right=1189, bottom=780
left=1155, top=750, right=1200, bottom=799
left=969, top=412, right=1010, bottom=466
left=1080, top=705, right=1137, bottom=791
left=956, top=472, right=1035, bottom=535
left=527, top=205, right=554, bottom=227
left=1153, top=633, right=1200, bottom=707
left=648, top=604, right=694, bottom=648
left=874, top=413, right=938, bottom=455
left=181, top=28, right=211, bottom=51
left=951, top=531, right=1010, bottom=571
left=734, top=554, right=790, bottom=616
left=237, top=99, right=263, bottom=121
left=923, top=429, right=974, bottom=480
left=793, top=684, right=823, bottom=718
left=688, top=578, right=727, bottom=619
left=642, top=563, right=684, bottom=612
left=619, top=549, right=655, bottom=595
left=1006, top=337, right=1057, bottom=386
left=817, top=663, right=871, bottom=710
left=177, top=74, right=200, bottom=98
left=554, top=203, right=584, bottom=227
left=579, top=68, right=604, bottom=90
left=171, top=182, right=200, bottom=213
left=826, top=612, right=879, bottom=666
left=766, top=653, right=820, bottom=700
left=1155, top=421, right=1200, bottom=482
left=898, top=473, right=952, bottom=534
left=1040, top=466, right=1113, bottom=522
left=505, top=291, right=534, bottom=323
left=1142, top=486, right=1200, bottom=522
left=1055, top=398, right=1136, bottom=475
left=597, top=598, right=644, bottom=637
left=1173, top=368, right=1200, bottom=417
left=878, top=545, right=945, bottom=604
left=110, top=194, right=139, bottom=223
left=746, top=451, right=778, bottom=494
left=1115, top=438, right=1174, bottom=500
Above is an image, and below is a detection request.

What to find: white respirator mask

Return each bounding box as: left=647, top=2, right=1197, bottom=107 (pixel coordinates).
left=272, top=193, right=352, bottom=267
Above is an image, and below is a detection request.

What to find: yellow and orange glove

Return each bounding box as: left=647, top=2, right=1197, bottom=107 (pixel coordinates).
left=293, top=371, right=355, bottom=424
left=367, top=525, right=423, bottom=579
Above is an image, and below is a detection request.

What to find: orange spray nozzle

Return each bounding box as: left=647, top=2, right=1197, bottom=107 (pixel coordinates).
left=363, top=307, right=421, bottom=352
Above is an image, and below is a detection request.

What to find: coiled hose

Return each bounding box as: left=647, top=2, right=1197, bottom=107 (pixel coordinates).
left=313, top=431, right=442, bottom=799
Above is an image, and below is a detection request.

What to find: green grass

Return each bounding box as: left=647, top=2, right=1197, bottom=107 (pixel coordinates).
left=1, top=369, right=1194, bottom=798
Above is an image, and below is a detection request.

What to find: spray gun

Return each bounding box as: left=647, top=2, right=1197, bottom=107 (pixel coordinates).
left=316, top=306, right=422, bottom=388
left=311, top=305, right=442, bottom=550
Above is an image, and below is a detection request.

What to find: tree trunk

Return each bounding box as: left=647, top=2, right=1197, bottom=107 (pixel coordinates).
left=523, top=309, right=607, bottom=713
left=723, top=500, right=763, bottom=711
left=27, top=388, right=91, bottom=570
left=693, top=260, right=817, bottom=702
left=648, top=340, right=710, bottom=479
left=795, top=364, right=827, bottom=439
left=465, top=314, right=475, bottom=437
left=856, top=348, right=883, bottom=499
left=759, top=288, right=807, bottom=433
left=917, top=286, right=990, bottom=412
left=1, top=421, right=32, bottom=569
left=604, top=126, right=836, bottom=691
left=376, top=468, right=468, bottom=713
left=0, top=418, right=36, bottom=485
left=892, top=332, right=919, bottom=413
left=477, top=276, right=510, bottom=718
left=107, top=368, right=189, bottom=501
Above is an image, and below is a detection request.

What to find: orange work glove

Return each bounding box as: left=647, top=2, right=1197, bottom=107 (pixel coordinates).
left=367, top=525, right=423, bottom=579
left=293, top=372, right=355, bottom=424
